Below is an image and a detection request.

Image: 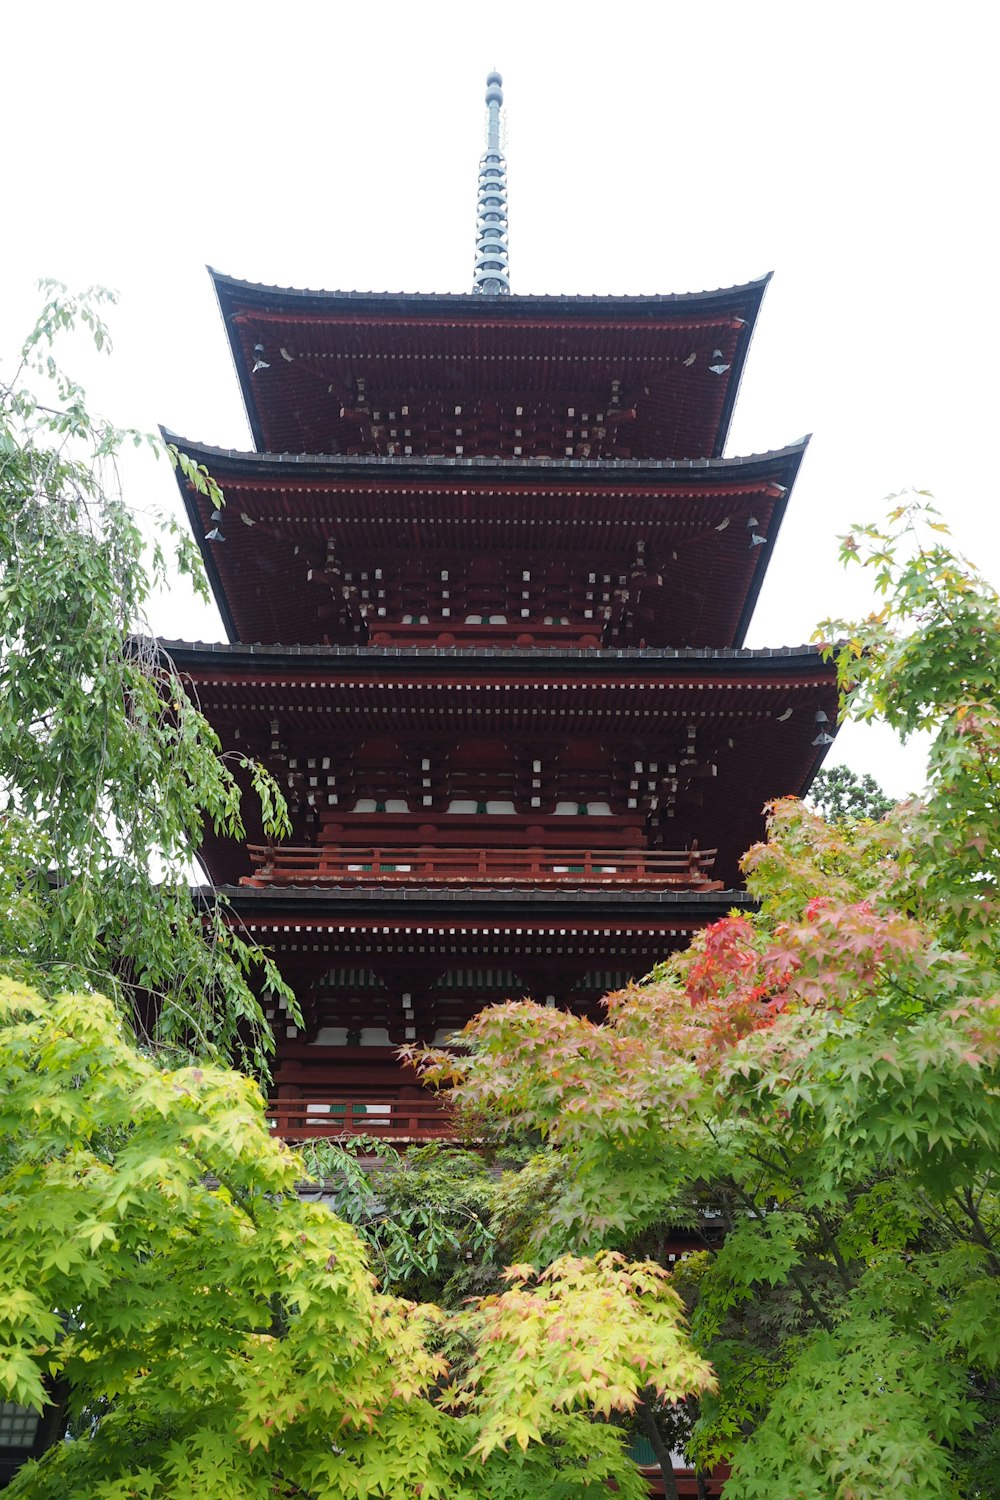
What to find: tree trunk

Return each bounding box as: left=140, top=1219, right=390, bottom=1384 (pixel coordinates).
left=35, top=1377, right=70, bottom=1455
left=635, top=1396, right=680, bottom=1500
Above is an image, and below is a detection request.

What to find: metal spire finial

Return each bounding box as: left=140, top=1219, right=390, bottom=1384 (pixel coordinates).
left=473, top=71, right=510, bottom=295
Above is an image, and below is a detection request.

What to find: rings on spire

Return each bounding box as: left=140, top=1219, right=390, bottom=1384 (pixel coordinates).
left=473, top=72, right=510, bottom=295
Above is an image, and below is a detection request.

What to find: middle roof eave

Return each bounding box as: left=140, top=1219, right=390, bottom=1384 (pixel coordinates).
left=157, top=637, right=834, bottom=681
left=162, top=434, right=809, bottom=483
left=165, top=436, right=807, bottom=651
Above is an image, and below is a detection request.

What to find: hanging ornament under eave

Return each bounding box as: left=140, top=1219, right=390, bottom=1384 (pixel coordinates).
left=812, top=709, right=834, bottom=746
left=747, top=515, right=768, bottom=548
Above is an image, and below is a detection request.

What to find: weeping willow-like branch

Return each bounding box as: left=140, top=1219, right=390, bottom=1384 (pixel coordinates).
left=0, top=284, right=294, bottom=1073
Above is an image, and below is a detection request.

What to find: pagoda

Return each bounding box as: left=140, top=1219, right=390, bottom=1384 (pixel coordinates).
left=165, top=73, right=837, bottom=1142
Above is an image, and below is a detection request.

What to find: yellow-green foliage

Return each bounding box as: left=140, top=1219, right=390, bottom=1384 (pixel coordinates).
left=0, top=981, right=710, bottom=1498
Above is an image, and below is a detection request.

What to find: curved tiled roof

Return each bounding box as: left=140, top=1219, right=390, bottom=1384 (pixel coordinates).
left=210, top=267, right=773, bottom=308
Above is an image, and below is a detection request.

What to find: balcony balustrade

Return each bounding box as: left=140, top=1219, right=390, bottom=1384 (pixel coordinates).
left=267, top=1093, right=452, bottom=1141
left=243, top=843, right=722, bottom=890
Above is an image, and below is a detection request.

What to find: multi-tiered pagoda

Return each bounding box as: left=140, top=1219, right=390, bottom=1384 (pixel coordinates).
left=165, top=74, right=837, bottom=1142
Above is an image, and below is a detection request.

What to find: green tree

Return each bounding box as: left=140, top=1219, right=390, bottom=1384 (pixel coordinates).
left=0, top=978, right=714, bottom=1499
left=415, top=498, right=1000, bottom=1498
left=807, top=765, right=894, bottom=823
left=827, top=495, right=1000, bottom=963
left=299, top=1138, right=501, bottom=1304
left=0, top=286, right=291, bottom=1067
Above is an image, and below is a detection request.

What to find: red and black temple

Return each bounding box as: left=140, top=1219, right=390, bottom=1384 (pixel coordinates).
left=164, top=75, right=837, bottom=1147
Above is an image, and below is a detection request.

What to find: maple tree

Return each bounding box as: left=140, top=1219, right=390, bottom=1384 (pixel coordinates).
left=0, top=978, right=715, bottom=1498
left=417, top=499, right=1000, bottom=1498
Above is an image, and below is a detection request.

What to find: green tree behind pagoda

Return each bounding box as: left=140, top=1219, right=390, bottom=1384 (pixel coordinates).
left=807, top=764, right=894, bottom=823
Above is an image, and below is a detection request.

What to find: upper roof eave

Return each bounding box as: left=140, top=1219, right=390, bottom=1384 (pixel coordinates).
left=208, top=266, right=774, bottom=315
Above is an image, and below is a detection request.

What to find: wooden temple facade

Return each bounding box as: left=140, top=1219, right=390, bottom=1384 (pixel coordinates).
left=165, top=74, right=837, bottom=1145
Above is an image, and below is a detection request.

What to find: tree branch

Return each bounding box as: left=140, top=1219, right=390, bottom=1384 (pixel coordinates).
left=636, top=1394, right=681, bottom=1500
left=957, top=1187, right=1000, bottom=1277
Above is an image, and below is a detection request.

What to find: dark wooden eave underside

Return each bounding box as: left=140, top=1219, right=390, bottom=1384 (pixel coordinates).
left=210, top=269, right=771, bottom=463
left=168, top=440, right=806, bottom=649
left=215, top=884, right=755, bottom=976
left=219, top=886, right=756, bottom=1041
left=165, top=641, right=837, bottom=887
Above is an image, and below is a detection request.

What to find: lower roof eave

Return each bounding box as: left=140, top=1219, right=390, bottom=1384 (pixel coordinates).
left=211, top=883, right=753, bottom=922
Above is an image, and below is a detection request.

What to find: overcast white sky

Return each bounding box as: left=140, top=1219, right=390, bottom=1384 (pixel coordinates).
left=3, top=0, right=997, bottom=797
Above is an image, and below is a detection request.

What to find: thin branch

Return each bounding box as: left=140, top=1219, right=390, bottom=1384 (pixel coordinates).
left=956, top=1188, right=1000, bottom=1277
left=636, top=1394, right=681, bottom=1500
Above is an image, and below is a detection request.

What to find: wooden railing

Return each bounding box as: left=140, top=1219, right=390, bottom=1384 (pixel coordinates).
left=268, top=1094, right=452, bottom=1141
left=243, top=843, right=721, bottom=890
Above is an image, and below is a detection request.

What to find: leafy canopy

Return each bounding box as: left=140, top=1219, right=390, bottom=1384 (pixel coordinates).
left=807, top=765, right=894, bottom=824
left=0, top=285, right=292, bottom=1067
left=417, top=498, right=1000, bottom=1498
left=824, top=495, right=1000, bottom=964
left=299, top=1138, right=511, bottom=1306
left=0, top=979, right=713, bottom=1499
